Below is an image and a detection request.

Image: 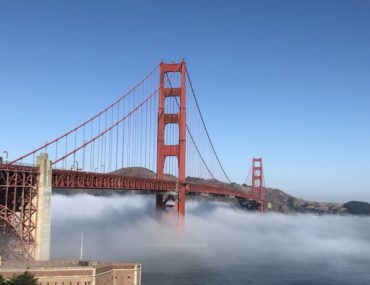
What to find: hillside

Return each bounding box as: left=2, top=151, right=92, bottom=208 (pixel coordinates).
left=342, top=201, right=370, bottom=215
left=263, top=187, right=347, bottom=214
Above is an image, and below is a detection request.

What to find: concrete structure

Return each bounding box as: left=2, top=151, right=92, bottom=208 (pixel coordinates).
left=35, top=154, right=52, bottom=260
left=0, top=260, right=141, bottom=285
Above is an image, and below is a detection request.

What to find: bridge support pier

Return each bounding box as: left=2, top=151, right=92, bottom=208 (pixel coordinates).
left=178, top=185, right=186, bottom=226
left=34, top=153, right=52, bottom=260
left=155, top=184, right=186, bottom=227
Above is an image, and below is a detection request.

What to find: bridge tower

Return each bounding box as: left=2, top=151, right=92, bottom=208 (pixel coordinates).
left=156, top=61, right=186, bottom=226
left=252, top=158, right=264, bottom=212
left=34, top=153, right=52, bottom=260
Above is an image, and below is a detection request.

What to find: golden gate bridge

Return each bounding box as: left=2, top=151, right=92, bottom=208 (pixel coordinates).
left=0, top=61, right=264, bottom=261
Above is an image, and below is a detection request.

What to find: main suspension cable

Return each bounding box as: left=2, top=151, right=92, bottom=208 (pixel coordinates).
left=185, top=67, right=233, bottom=184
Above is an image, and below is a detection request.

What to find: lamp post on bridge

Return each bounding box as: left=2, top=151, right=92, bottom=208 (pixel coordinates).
left=2, top=151, right=8, bottom=164
left=71, top=161, right=79, bottom=171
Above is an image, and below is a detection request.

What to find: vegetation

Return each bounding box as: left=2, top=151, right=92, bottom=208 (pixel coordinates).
left=0, top=275, right=6, bottom=285
left=0, top=272, right=38, bottom=285
left=343, top=201, right=370, bottom=215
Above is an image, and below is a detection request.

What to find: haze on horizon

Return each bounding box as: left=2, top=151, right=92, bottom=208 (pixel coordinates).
left=0, top=0, right=369, bottom=203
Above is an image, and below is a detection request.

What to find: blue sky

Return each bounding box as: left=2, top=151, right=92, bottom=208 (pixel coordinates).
left=0, top=0, right=369, bottom=202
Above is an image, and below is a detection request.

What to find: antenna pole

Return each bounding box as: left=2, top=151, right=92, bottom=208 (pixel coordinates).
left=80, top=232, right=84, bottom=260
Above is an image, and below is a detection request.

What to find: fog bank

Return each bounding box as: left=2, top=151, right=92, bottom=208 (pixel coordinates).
left=51, top=194, right=370, bottom=284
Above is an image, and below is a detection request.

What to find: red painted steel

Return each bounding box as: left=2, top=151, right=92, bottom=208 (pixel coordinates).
left=52, top=169, right=176, bottom=191
left=52, top=169, right=256, bottom=200
left=252, top=158, right=264, bottom=212
left=1, top=164, right=257, bottom=200
left=0, top=164, right=39, bottom=260
left=156, top=61, right=186, bottom=180
left=156, top=61, right=187, bottom=225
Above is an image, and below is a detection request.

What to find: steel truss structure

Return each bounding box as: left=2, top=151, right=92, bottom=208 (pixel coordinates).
left=0, top=164, right=38, bottom=260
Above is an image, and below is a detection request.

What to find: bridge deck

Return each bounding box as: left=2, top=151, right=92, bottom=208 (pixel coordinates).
left=0, top=163, right=255, bottom=201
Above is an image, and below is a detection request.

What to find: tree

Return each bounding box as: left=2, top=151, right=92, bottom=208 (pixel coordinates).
left=0, top=275, right=7, bottom=285
left=7, top=272, right=38, bottom=285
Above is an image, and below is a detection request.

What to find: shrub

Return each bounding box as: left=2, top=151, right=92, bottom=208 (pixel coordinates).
left=7, top=272, right=38, bottom=285
left=0, top=275, right=7, bottom=285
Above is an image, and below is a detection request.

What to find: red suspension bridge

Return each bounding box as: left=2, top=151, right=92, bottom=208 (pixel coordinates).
left=0, top=61, right=265, bottom=261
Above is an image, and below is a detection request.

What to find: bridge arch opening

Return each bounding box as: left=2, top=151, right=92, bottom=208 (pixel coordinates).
left=0, top=206, right=31, bottom=261
left=164, top=97, right=180, bottom=114
left=164, top=124, right=179, bottom=146
left=163, top=156, right=179, bottom=179
left=164, top=71, right=182, bottom=88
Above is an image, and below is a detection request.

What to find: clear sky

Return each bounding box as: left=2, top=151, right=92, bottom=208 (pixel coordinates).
left=0, top=0, right=369, bottom=202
